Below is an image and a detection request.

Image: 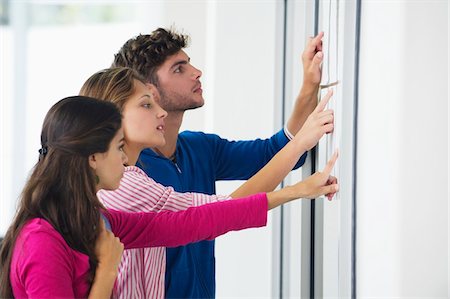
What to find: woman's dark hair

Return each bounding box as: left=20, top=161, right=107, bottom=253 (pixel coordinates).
left=0, top=96, right=122, bottom=297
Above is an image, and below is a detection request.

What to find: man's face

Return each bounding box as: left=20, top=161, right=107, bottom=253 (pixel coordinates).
left=155, top=50, right=204, bottom=112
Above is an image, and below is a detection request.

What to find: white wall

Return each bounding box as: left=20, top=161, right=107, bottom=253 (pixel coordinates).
left=206, top=2, right=280, bottom=297
left=162, top=1, right=283, bottom=297
left=357, top=1, right=448, bottom=297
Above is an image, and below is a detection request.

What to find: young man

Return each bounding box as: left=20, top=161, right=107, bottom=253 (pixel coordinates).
left=112, top=28, right=324, bottom=298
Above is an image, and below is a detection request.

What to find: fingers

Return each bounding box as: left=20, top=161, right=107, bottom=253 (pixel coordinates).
left=314, top=89, right=333, bottom=113
left=314, top=32, right=324, bottom=52
left=312, top=109, right=333, bottom=127
left=320, top=184, right=339, bottom=198
left=325, top=176, right=338, bottom=200
left=318, top=112, right=334, bottom=125
left=322, top=150, right=339, bottom=176
left=327, top=175, right=338, bottom=186
left=314, top=117, right=334, bottom=134
left=115, top=237, right=125, bottom=252
left=318, top=109, right=334, bottom=117
left=305, top=32, right=324, bottom=58
left=326, top=191, right=336, bottom=201
left=322, top=123, right=334, bottom=134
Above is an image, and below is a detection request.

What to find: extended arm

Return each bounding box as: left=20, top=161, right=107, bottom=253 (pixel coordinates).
left=98, top=167, right=229, bottom=214
left=107, top=151, right=338, bottom=250
left=214, top=33, right=327, bottom=197
left=106, top=193, right=267, bottom=249
left=231, top=89, right=334, bottom=198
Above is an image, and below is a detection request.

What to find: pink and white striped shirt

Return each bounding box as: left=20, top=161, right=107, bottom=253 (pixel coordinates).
left=97, top=166, right=230, bottom=298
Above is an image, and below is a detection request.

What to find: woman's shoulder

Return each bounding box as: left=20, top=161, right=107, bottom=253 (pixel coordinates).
left=13, top=218, right=75, bottom=267
left=20, top=218, right=59, bottom=238
left=16, top=218, right=67, bottom=249
left=124, top=165, right=148, bottom=176
left=123, top=165, right=156, bottom=184
left=11, top=218, right=89, bottom=298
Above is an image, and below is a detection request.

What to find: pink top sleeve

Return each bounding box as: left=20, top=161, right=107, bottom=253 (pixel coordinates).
left=105, top=192, right=268, bottom=249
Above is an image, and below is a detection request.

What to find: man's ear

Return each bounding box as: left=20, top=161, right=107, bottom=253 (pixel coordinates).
left=146, top=83, right=161, bottom=101
left=88, top=154, right=97, bottom=170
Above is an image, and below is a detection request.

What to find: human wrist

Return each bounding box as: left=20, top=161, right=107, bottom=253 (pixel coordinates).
left=283, top=184, right=304, bottom=202
left=89, top=265, right=117, bottom=299
left=284, top=125, right=295, bottom=141
left=291, top=132, right=308, bottom=154
left=300, top=81, right=319, bottom=97
left=95, top=262, right=118, bottom=279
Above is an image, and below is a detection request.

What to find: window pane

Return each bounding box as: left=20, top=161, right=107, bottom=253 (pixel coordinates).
left=29, top=3, right=136, bottom=26
left=0, top=0, right=9, bottom=25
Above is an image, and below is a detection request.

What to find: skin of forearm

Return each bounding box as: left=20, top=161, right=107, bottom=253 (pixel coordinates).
left=230, top=139, right=307, bottom=198
left=286, top=83, right=319, bottom=135
left=266, top=184, right=303, bottom=210
left=88, top=265, right=118, bottom=299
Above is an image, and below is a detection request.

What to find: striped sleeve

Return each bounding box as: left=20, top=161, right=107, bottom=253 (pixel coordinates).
left=98, top=166, right=230, bottom=213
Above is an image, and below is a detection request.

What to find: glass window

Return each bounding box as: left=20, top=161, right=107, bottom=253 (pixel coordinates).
left=0, top=0, right=9, bottom=25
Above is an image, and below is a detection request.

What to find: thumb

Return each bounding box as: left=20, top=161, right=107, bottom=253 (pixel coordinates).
left=98, top=215, right=106, bottom=232
left=311, top=51, right=323, bottom=67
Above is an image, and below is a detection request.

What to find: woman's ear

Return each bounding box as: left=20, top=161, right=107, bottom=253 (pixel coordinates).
left=88, top=154, right=97, bottom=170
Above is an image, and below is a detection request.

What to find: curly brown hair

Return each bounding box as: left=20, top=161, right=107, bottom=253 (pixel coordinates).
left=112, top=28, right=190, bottom=86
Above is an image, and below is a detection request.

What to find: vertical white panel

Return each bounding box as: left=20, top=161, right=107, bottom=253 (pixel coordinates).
left=0, top=26, right=14, bottom=236
left=315, top=0, right=358, bottom=297
left=211, top=1, right=280, bottom=297
left=358, top=1, right=448, bottom=297
left=316, top=1, right=340, bottom=297
left=282, top=1, right=314, bottom=298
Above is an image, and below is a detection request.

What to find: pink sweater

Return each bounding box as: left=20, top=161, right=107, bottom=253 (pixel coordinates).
left=97, top=166, right=230, bottom=298
left=10, top=193, right=267, bottom=298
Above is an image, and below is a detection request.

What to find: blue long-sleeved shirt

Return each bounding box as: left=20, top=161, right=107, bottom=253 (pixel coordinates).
left=138, top=129, right=306, bottom=298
